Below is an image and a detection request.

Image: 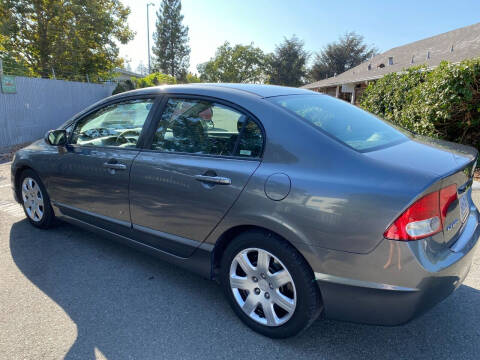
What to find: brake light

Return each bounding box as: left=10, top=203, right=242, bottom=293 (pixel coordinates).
left=384, top=184, right=458, bottom=241
left=439, top=184, right=458, bottom=224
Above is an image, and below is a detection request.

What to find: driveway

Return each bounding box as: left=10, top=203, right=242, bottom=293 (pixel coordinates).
left=1, top=161, right=480, bottom=360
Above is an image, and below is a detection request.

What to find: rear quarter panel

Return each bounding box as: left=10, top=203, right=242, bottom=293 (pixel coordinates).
left=205, top=100, right=436, bottom=256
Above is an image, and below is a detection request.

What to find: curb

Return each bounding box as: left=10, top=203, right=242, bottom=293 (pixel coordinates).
left=473, top=181, right=480, bottom=191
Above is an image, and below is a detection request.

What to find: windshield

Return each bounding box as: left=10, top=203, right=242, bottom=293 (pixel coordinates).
left=270, top=94, right=407, bottom=151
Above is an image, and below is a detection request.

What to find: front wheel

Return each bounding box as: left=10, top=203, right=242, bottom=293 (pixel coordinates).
left=220, top=230, right=322, bottom=338
left=19, top=169, right=55, bottom=229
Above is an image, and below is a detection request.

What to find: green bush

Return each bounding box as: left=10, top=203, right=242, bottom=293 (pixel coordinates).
left=360, top=58, right=480, bottom=150
left=112, top=72, right=177, bottom=95
left=134, top=72, right=177, bottom=88
left=112, top=79, right=136, bottom=95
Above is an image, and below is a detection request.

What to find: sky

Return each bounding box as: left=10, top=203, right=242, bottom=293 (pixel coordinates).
left=119, top=0, right=480, bottom=75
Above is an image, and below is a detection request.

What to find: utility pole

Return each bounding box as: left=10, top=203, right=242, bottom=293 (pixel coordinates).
left=147, top=3, right=155, bottom=74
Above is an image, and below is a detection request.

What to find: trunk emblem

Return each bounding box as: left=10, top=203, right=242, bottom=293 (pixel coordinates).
left=446, top=218, right=459, bottom=232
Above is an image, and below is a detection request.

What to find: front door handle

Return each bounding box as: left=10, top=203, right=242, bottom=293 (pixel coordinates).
left=103, top=162, right=127, bottom=170
left=194, top=174, right=231, bottom=185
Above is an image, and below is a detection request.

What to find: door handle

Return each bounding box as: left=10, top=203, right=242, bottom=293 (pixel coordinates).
left=103, top=162, right=127, bottom=170
left=194, top=175, right=231, bottom=185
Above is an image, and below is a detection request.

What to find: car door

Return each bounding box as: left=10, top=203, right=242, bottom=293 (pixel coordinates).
left=129, top=96, right=264, bottom=257
left=48, top=96, right=158, bottom=234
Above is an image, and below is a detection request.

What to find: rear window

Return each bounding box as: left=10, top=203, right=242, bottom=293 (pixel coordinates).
left=270, top=94, right=407, bottom=151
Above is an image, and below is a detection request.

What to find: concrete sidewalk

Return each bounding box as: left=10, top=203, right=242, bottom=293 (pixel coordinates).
left=473, top=180, right=480, bottom=191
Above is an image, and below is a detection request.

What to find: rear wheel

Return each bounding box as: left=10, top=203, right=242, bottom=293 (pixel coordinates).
left=220, top=230, right=322, bottom=338
left=19, top=169, right=55, bottom=229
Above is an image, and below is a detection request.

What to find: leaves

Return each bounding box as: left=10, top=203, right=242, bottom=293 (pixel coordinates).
left=197, top=42, right=267, bottom=83
left=360, top=59, right=480, bottom=150
left=112, top=72, right=176, bottom=95
left=266, top=36, right=309, bottom=87
left=0, top=0, right=134, bottom=80
left=310, top=32, right=378, bottom=81
left=152, top=0, right=190, bottom=78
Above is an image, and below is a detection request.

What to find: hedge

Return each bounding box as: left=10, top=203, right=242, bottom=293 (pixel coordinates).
left=360, top=58, right=480, bottom=150
left=112, top=72, right=177, bottom=95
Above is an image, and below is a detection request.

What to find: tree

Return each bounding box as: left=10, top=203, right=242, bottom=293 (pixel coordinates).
left=310, top=32, right=378, bottom=81
left=136, top=62, right=148, bottom=76
left=0, top=0, right=134, bottom=80
left=197, top=42, right=267, bottom=83
left=152, top=0, right=190, bottom=78
left=178, top=72, right=200, bottom=83
left=266, top=36, right=309, bottom=87
left=185, top=73, right=201, bottom=83
left=0, top=33, right=30, bottom=75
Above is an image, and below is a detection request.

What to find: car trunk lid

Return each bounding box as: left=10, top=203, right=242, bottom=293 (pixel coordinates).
left=365, top=135, right=478, bottom=249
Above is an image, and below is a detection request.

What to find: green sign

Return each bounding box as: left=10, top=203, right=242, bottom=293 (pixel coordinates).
left=1, top=75, right=17, bottom=94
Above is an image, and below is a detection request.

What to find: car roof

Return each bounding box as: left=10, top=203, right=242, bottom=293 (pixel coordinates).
left=118, top=83, right=315, bottom=99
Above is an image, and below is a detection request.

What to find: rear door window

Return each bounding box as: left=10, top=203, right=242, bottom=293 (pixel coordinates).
left=151, top=98, right=263, bottom=158
left=270, top=94, right=407, bottom=152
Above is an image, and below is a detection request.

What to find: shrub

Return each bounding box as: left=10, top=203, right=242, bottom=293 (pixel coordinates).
left=112, top=72, right=177, bottom=95
left=134, top=72, right=177, bottom=88
left=360, top=58, right=480, bottom=150
left=112, top=79, right=135, bottom=95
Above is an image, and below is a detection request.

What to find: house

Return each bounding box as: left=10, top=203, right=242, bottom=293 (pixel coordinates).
left=302, top=22, right=480, bottom=104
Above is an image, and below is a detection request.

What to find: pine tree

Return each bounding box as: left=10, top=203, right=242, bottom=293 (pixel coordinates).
left=267, top=36, right=309, bottom=87
left=310, top=32, right=378, bottom=81
left=152, top=0, right=190, bottom=78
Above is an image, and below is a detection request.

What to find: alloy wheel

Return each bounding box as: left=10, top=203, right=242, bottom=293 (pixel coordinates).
left=21, top=177, right=44, bottom=222
left=229, top=248, right=296, bottom=326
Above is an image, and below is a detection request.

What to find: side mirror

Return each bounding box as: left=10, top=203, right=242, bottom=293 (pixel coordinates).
left=45, top=129, right=67, bottom=146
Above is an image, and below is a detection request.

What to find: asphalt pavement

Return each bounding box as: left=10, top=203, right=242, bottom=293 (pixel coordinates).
left=1, top=161, right=480, bottom=360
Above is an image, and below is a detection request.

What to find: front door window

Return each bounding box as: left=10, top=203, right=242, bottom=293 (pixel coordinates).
left=71, top=99, right=154, bottom=148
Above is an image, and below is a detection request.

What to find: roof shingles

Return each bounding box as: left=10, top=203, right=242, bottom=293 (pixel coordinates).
left=303, top=22, right=480, bottom=89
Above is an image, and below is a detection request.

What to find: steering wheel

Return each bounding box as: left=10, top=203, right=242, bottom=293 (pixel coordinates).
left=115, top=129, right=140, bottom=145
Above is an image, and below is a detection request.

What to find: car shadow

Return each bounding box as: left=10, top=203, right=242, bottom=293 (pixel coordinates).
left=9, top=219, right=480, bottom=359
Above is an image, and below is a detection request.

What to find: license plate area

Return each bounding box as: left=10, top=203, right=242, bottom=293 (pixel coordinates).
left=460, top=195, right=470, bottom=223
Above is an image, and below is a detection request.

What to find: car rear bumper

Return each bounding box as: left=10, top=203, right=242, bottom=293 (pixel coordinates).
left=314, top=204, right=480, bottom=325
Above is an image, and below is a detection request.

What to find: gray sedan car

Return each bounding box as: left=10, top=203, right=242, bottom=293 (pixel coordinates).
left=11, top=84, right=480, bottom=338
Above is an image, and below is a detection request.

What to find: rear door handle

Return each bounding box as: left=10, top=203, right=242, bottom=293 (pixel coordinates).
left=194, top=175, right=231, bottom=185
left=103, top=162, right=127, bottom=170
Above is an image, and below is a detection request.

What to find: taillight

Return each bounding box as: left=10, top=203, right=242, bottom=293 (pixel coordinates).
left=384, top=184, right=458, bottom=241
left=439, top=184, right=458, bottom=224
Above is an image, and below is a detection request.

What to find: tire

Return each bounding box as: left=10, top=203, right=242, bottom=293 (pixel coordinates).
left=220, top=230, right=322, bottom=338
left=18, top=169, right=55, bottom=229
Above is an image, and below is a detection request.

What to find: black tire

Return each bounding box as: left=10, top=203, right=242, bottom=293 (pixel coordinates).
left=18, top=169, right=55, bottom=229
left=220, top=230, right=322, bottom=338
